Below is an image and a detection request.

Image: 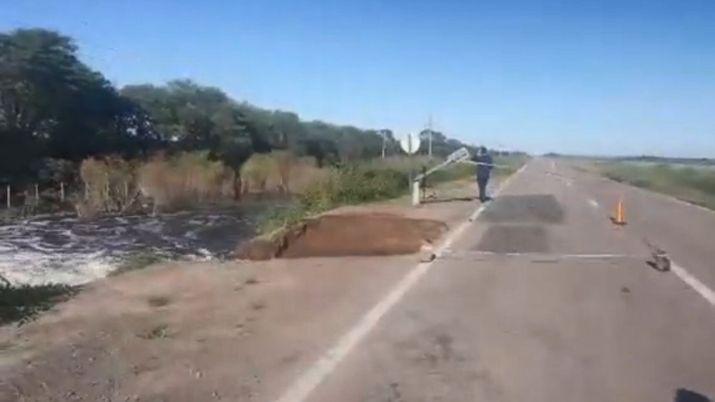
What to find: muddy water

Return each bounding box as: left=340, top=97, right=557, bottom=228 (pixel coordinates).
left=0, top=203, right=283, bottom=286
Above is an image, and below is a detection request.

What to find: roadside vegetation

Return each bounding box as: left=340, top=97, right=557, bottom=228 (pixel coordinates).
left=258, top=154, right=530, bottom=235
left=1, top=28, right=526, bottom=221
left=109, top=251, right=166, bottom=277
left=0, top=274, right=78, bottom=325
left=601, top=163, right=715, bottom=210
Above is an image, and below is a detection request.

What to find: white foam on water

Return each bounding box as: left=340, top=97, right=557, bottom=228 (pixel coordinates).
left=0, top=208, right=258, bottom=286
left=0, top=250, right=117, bottom=286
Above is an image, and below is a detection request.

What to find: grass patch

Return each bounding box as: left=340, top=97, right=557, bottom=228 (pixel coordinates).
left=137, top=323, right=171, bottom=340
left=110, top=251, right=165, bottom=277
left=257, top=165, right=410, bottom=234
left=600, top=162, right=715, bottom=210
left=258, top=204, right=311, bottom=235
left=147, top=295, right=171, bottom=308
left=493, top=154, right=530, bottom=176
left=1, top=282, right=78, bottom=325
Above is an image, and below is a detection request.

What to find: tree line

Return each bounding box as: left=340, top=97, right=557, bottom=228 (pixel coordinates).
left=1, top=28, right=492, bottom=187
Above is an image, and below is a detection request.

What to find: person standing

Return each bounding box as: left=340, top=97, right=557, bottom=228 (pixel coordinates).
left=475, top=146, right=493, bottom=202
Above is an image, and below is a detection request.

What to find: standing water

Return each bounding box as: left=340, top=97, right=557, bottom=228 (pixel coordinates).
left=0, top=203, right=281, bottom=286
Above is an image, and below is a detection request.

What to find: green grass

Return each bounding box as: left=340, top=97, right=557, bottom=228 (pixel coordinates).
left=493, top=154, right=530, bottom=176
left=110, top=251, right=165, bottom=277
left=258, top=204, right=311, bottom=235
left=147, top=295, right=171, bottom=307
left=257, top=165, right=412, bottom=235
left=601, top=162, right=715, bottom=210
left=1, top=282, right=78, bottom=325
left=137, top=323, right=171, bottom=340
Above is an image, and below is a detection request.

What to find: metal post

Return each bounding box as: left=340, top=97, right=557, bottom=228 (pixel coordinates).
left=60, top=182, right=65, bottom=202
left=35, top=184, right=39, bottom=204
left=6, top=185, right=10, bottom=209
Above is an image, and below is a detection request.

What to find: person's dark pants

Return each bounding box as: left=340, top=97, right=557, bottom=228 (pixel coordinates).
left=477, top=177, right=489, bottom=202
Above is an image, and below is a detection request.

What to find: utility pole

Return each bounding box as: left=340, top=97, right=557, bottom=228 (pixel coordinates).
left=380, top=130, right=387, bottom=159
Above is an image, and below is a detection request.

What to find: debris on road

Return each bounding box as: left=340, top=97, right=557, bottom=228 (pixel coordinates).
left=644, top=238, right=671, bottom=272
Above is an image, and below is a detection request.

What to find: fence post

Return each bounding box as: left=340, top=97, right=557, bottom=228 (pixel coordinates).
left=6, top=185, right=10, bottom=209
left=35, top=184, right=39, bottom=204
left=60, top=182, right=65, bottom=202
left=412, top=180, right=421, bottom=206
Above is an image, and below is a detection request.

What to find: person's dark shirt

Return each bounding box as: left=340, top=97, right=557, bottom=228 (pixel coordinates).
left=475, top=153, right=493, bottom=180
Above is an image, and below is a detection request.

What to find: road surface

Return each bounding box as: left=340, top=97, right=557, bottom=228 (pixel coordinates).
left=278, top=158, right=715, bottom=402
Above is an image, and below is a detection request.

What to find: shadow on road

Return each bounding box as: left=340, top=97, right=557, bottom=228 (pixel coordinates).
left=675, top=388, right=711, bottom=402
left=478, top=194, right=565, bottom=224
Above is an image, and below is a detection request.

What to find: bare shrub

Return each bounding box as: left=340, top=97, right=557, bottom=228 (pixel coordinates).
left=137, top=152, right=234, bottom=211
left=240, top=153, right=276, bottom=194
left=77, top=156, right=138, bottom=217
left=362, top=155, right=434, bottom=172
left=273, top=150, right=295, bottom=193
left=241, top=152, right=326, bottom=195
left=290, top=157, right=329, bottom=195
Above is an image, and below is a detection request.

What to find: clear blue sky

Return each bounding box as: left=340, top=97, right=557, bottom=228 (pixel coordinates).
left=2, top=0, right=714, bottom=157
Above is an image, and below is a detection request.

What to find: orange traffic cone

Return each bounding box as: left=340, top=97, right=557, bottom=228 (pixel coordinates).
left=611, top=198, right=627, bottom=225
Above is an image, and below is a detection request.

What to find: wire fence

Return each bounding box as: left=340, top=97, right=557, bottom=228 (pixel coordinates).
left=1, top=182, right=73, bottom=215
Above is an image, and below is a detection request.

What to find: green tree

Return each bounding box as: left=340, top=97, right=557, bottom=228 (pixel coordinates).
left=0, top=28, right=157, bottom=180
left=122, top=80, right=265, bottom=197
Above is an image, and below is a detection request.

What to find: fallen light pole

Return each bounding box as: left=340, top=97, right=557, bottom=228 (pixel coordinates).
left=410, top=148, right=514, bottom=206
left=412, top=147, right=470, bottom=206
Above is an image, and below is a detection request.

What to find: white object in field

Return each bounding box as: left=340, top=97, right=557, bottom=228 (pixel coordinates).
left=446, top=147, right=470, bottom=163
left=412, top=181, right=421, bottom=206
left=412, top=147, right=472, bottom=206
left=414, top=147, right=471, bottom=182
left=400, top=133, right=421, bottom=155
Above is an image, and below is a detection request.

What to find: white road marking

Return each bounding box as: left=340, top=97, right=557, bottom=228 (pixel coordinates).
left=671, top=263, right=715, bottom=307
left=588, top=199, right=600, bottom=209
left=274, top=163, right=529, bottom=402
left=440, top=250, right=632, bottom=260
left=574, top=164, right=715, bottom=307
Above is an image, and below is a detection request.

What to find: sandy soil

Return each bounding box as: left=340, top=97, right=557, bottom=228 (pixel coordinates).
left=279, top=213, right=447, bottom=258
left=0, top=179, right=484, bottom=402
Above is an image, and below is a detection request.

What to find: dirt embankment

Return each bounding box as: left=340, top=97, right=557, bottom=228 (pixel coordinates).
left=237, top=213, right=447, bottom=260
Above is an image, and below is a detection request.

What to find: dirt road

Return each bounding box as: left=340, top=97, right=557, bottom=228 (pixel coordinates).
left=2, top=160, right=715, bottom=401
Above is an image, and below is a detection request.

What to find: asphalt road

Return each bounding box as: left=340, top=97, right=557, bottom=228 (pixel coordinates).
left=278, top=158, right=715, bottom=402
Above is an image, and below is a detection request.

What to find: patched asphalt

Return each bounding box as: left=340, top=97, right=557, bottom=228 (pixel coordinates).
left=474, top=225, right=550, bottom=253
left=478, top=194, right=565, bottom=224
left=473, top=194, right=565, bottom=253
